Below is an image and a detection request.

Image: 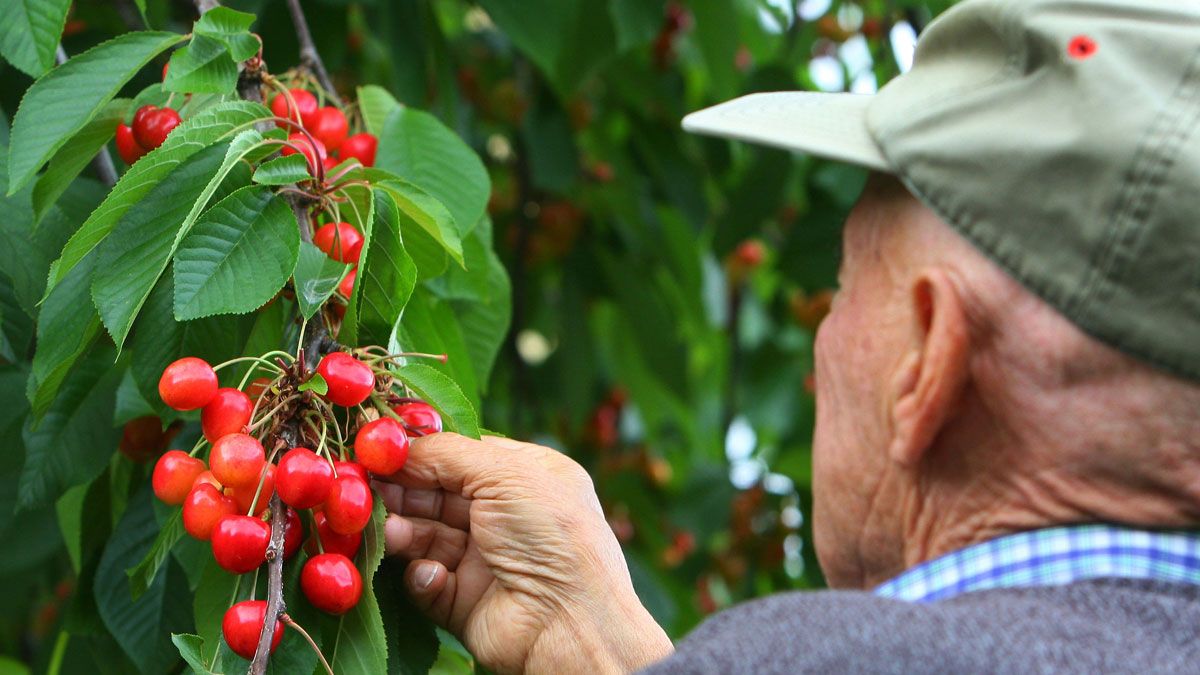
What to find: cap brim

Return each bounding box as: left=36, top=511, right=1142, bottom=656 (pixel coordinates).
left=681, top=92, right=891, bottom=172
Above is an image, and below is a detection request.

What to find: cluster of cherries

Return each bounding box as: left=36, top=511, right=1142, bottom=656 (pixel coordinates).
left=151, top=350, right=442, bottom=659
left=271, top=87, right=377, bottom=177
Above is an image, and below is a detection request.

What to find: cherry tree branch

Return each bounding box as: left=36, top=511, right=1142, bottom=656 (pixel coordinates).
left=248, top=490, right=289, bottom=672
left=284, top=0, right=343, bottom=106
left=55, top=45, right=118, bottom=188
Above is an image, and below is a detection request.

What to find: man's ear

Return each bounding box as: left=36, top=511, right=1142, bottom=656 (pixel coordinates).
left=887, top=269, right=971, bottom=467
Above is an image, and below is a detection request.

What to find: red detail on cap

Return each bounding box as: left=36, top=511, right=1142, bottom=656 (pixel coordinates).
left=1067, top=35, right=1097, bottom=60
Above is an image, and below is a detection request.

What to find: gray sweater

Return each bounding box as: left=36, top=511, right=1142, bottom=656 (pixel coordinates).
left=641, top=578, right=1200, bottom=674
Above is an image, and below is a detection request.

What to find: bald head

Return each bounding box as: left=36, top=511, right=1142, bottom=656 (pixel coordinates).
left=811, top=174, right=1200, bottom=589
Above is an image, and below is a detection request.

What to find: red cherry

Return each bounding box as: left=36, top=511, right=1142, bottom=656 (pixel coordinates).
left=338, top=268, right=356, bottom=298
left=132, top=104, right=156, bottom=131
left=193, top=470, right=222, bottom=491
left=211, top=514, right=271, bottom=574
left=210, top=433, right=266, bottom=488
left=161, top=62, right=169, bottom=81
left=310, top=511, right=362, bottom=558
left=276, top=447, right=334, bottom=509
left=280, top=133, right=328, bottom=176
left=333, top=460, right=368, bottom=483
left=322, top=155, right=340, bottom=174
left=324, top=475, right=372, bottom=535
left=245, top=377, right=272, bottom=401
left=227, top=463, right=275, bottom=516
left=201, top=388, right=254, bottom=443
left=269, top=88, right=319, bottom=129
left=121, top=416, right=181, bottom=462
left=309, top=107, right=349, bottom=150
left=183, top=483, right=238, bottom=541
left=340, top=133, right=377, bottom=167
left=301, top=553, right=362, bottom=615
left=115, top=123, right=146, bottom=165
left=313, top=222, right=363, bottom=264
left=392, top=401, right=443, bottom=436
left=315, top=352, right=375, bottom=407
left=354, top=418, right=410, bottom=475
left=158, top=357, right=218, bottom=410
left=132, top=106, right=181, bottom=150
left=152, top=450, right=206, bottom=505
left=734, top=239, right=765, bottom=268
left=222, top=600, right=283, bottom=659
left=283, top=508, right=303, bottom=559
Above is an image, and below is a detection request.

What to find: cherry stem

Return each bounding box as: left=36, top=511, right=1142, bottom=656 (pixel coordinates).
left=369, top=393, right=404, bottom=422
left=212, top=355, right=287, bottom=373
left=247, top=395, right=301, bottom=434
left=282, top=613, right=334, bottom=675
left=323, top=159, right=362, bottom=186
left=187, top=436, right=208, bottom=458
left=364, top=351, right=448, bottom=367
left=310, top=397, right=346, bottom=449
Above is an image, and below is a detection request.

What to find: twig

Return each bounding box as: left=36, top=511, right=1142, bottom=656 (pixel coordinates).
left=281, top=614, right=334, bottom=675
left=195, top=0, right=220, bottom=15
left=248, top=491, right=288, bottom=672
left=55, top=45, right=118, bottom=188
left=284, top=0, right=343, bottom=107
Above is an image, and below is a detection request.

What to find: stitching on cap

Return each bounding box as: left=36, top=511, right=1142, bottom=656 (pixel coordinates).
left=1068, top=44, right=1200, bottom=313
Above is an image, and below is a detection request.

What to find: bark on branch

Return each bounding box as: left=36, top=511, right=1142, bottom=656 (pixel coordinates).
left=285, top=0, right=343, bottom=106
left=55, top=45, right=118, bottom=188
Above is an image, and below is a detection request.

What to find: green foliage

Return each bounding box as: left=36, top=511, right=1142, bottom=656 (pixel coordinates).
left=0, top=0, right=71, bottom=78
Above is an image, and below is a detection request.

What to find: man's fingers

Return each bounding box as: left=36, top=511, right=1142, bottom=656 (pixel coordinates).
left=404, top=559, right=454, bottom=625
left=373, top=481, right=472, bottom=530
left=385, top=514, right=469, bottom=569
left=377, top=433, right=541, bottom=497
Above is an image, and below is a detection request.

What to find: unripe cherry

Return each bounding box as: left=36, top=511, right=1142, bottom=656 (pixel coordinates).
left=209, top=433, right=266, bottom=488
left=269, top=88, right=318, bottom=129
left=223, top=600, right=283, bottom=659
left=354, top=418, right=410, bottom=475
left=311, top=511, right=362, bottom=558
left=276, top=447, right=334, bottom=509
left=152, top=450, right=206, bottom=505
left=158, top=357, right=218, bottom=410
left=340, top=133, right=377, bottom=167
left=115, top=123, right=146, bottom=165
left=338, top=268, right=356, bottom=298
left=227, top=463, right=275, bottom=516
left=324, top=474, right=373, bottom=535
left=313, top=222, right=364, bottom=264
left=183, top=483, right=238, bottom=541
left=211, top=514, right=271, bottom=574
left=301, top=553, right=362, bottom=615
left=201, top=388, right=254, bottom=442
left=309, top=106, right=349, bottom=150
left=315, top=352, right=375, bottom=407
left=392, top=401, right=443, bottom=436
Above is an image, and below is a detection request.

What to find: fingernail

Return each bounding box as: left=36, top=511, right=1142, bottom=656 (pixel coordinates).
left=413, top=563, right=437, bottom=590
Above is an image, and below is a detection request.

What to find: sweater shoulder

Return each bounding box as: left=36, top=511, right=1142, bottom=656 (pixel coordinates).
left=640, top=579, right=1200, bottom=674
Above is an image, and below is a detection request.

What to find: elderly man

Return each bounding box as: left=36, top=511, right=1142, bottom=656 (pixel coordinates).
left=375, top=0, right=1200, bottom=671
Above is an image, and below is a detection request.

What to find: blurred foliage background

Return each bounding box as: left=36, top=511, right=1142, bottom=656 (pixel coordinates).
left=0, top=0, right=959, bottom=669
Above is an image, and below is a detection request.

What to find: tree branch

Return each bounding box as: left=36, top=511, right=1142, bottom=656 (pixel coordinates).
left=284, top=0, right=343, bottom=106
left=56, top=45, right=118, bottom=188
left=248, top=492, right=289, bottom=674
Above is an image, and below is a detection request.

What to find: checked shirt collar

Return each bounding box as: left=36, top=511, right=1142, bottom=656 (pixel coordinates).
left=874, top=524, right=1200, bottom=603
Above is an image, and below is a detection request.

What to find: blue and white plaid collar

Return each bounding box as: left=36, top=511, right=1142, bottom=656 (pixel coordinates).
left=874, top=524, right=1200, bottom=603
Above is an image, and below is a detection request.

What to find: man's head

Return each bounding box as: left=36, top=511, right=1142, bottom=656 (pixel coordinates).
left=811, top=173, right=1200, bottom=588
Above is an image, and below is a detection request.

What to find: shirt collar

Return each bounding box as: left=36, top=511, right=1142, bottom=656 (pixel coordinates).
left=874, top=524, right=1200, bottom=603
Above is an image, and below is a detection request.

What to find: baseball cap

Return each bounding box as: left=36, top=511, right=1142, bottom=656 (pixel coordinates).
left=682, top=0, right=1200, bottom=381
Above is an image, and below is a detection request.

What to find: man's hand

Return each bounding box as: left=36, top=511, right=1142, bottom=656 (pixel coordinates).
left=374, top=433, right=674, bottom=674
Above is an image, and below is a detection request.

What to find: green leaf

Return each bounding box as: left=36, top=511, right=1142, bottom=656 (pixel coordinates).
left=328, top=498, right=389, bottom=674
left=93, top=128, right=264, bottom=347
left=376, top=558, right=440, bottom=675
left=372, top=177, right=462, bottom=266
left=0, top=0, right=71, bottom=77
left=252, top=154, right=311, bottom=185
left=47, top=100, right=270, bottom=296
left=298, top=372, right=328, bottom=395
left=171, top=634, right=216, bottom=675
left=94, top=488, right=194, bottom=674
left=18, top=347, right=122, bottom=510
left=356, top=190, right=416, bottom=347
left=356, top=85, right=400, bottom=136
left=164, top=33, right=237, bottom=94
left=125, top=510, right=184, bottom=600
left=376, top=105, right=490, bottom=237
left=31, top=99, right=129, bottom=223
left=293, top=242, right=349, bottom=319
left=392, top=364, right=480, bottom=439
left=193, top=6, right=259, bottom=61
left=191, top=558, right=240, bottom=666
left=27, top=252, right=101, bottom=420
left=173, top=185, right=299, bottom=320
left=7, top=31, right=185, bottom=194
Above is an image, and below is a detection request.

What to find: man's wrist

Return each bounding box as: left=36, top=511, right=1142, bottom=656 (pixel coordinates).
left=525, top=594, right=674, bottom=674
